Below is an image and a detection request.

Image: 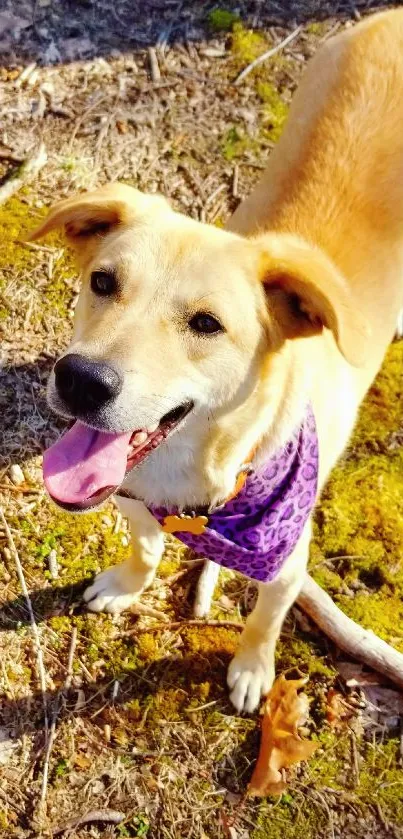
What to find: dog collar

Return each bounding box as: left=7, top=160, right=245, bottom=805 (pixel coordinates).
left=146, top=406, right=318, bottom=583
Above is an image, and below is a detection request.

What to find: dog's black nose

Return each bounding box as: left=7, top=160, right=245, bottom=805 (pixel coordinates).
left=54, top=353, right=123, bottom=413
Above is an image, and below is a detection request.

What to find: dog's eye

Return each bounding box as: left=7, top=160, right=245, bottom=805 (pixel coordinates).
left=188, top=313, right=223, bottom=335
left=90, top=270, right=117, bottom=297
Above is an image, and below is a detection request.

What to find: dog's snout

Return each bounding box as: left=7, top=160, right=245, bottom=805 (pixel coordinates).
left=54, top=353, right=123, bottom=413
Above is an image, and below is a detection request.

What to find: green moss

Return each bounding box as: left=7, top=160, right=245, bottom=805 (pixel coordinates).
left=256, top=81, right=289, bottom=141
left=338, top=591, right=403, bottom=649
left=182, top=625, right=238, bottom=658
left=305, top=22, right=326, bottom=36
left=0, top=197, right=41, bottom=271
left=276, top=634, right=335, bottom=680
left=0, top=196, right=75, bottom=321
left=310, top=339, right=403, bottom=650
left=352, top=342, right=403, bottom=453
left=254, top=794, right=328, bottom=839
left=231, top=22, right=267, bottom=65
left=0, top=812, right=9, bottom=831
left=221, top=125, right=255, bottom=161
left=207, top=8, right=239, bottom=32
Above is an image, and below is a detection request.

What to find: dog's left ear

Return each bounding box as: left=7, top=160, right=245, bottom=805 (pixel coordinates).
left=257, top=233, right=370, bottom=367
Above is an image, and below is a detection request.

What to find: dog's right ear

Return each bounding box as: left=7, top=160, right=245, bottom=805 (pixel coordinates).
left=28, top=183, right=170, bottom=244
left=27, top=183, right=140, bottom=242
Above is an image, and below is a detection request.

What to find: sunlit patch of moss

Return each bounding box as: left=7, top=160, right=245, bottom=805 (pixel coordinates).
left=0, top=812, right=9, bottom=831
left=276, top=632, right=335, bottom=680
left=207, top=8, right=239, bottom=32
left=231, top=22, right=267, bottom=65
left=29, top=503, right=130, bottom=586
left=136, top=632, right=161, bottom=662
left=338, top=591, right=403, bottom=649
left=352, top=342, right=403, bottom=454
left=311, top=339, right=403, bottom=650
left=49, top=615, right=72, bottom=634
left=256, top=81, right=289, bottom=141
left=0, top=195, right=75, bottom=322
left=158, top=553, right=182, bottom=578
left=0, top=197, right=42, bottom=271
left=181, top=625, right=238, bottom=658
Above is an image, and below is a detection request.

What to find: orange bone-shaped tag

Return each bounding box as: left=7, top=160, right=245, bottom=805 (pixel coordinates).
left=162, top=514, right=208, bottom=535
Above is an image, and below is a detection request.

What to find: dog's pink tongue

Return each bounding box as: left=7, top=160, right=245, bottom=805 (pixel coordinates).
left=43, top=421, right=132, bottom=504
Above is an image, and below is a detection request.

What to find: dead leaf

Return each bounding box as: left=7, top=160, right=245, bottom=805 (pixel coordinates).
left=326, top=688, right=355, bottom=729
left=248, top=674, right=318, bottom=797
left=74, top=753, right=92, bottom=769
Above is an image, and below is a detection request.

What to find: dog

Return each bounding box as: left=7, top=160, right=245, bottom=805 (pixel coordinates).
left=30, top=9, right=403, bottom=713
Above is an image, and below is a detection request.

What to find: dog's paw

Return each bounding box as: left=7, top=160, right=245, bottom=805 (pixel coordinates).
left=227, top=648, right=274, bottom=713
left=83, top=562, right=150, bottom=614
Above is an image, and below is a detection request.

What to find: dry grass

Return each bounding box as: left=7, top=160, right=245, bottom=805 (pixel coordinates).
left=0, top=1, right=402, bottom=838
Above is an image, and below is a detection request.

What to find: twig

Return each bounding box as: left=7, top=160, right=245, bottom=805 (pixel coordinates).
left=0, top=508, right=48, bottom=733
left=38, top=627, right=77, bottom=814
left=298, top=574, right=403, bottom=689
left=148, top=47, right=161, bottom=82
left=17, top=239, right=59, bottom=254
left=350, top=730, right=360, bottom=787
left=54, top=810, right=125, bottom=835
left=162, top=558, right=204, bottom=584
left=0, top=144, right=47, bottom=205
left=124, top=617, right=245, bottom=636
left=16, top=62, right=37, bottom=88
left=130, top=601, right=170, bottom=620
left=38, top=715, right=57, bottom=815
left=64, top=626, right=78, bottom=691
left=234, top=26, right=302, bottom=85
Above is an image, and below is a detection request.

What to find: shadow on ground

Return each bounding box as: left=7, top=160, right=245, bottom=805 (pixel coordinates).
left=0, top=0, right=396, bottom=67
left=0, top=356, right=63, bottom=466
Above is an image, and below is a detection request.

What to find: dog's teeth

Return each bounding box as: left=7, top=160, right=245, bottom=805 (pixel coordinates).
left=147, top=422, right=159, bottom=433
left=132, top=431, right=148, bottom=446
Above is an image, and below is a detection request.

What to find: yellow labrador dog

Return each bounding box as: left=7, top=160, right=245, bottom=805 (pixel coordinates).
left=31, top=9, right=403, bottom=713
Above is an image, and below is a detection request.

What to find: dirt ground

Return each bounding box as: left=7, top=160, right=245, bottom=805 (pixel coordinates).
left=0, top=1, right=402, bottom=837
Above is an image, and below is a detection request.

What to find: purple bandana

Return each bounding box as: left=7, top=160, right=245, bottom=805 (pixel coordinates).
left=148, top=407, right=318, bottom=583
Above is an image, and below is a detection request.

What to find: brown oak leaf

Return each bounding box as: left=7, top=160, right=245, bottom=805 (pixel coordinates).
left=248, top=674, right=319, bottom=797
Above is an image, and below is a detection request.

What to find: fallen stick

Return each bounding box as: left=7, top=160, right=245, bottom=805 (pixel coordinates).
left=298, top=574, right=403, bottom=689
left=54, top=809, right=125, bottom=835
left=148, top=46, right=161, bottom=83
left=123, top=617, right=244, bottom=636
left=0, top=143, right=47, bottom=206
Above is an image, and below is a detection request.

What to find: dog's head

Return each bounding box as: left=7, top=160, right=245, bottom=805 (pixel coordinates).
left=30, top=183, right=369, bottom=511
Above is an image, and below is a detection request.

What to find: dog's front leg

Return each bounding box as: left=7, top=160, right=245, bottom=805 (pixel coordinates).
left=227, top=526, right=310, bottom=713
left=83, top=497, right=165, bottom=614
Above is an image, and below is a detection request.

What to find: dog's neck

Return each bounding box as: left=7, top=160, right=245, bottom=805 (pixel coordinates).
left=123, top=345, right=309, bottom=509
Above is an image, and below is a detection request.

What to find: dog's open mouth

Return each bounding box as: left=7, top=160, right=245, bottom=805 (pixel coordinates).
left=43, top=401, right=193, bottom=511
